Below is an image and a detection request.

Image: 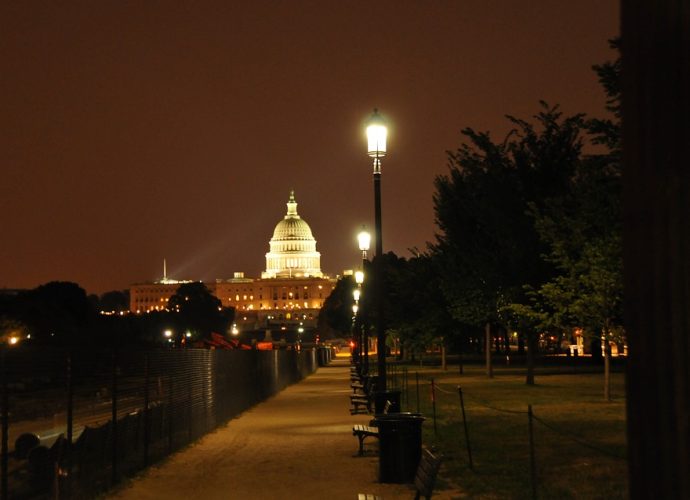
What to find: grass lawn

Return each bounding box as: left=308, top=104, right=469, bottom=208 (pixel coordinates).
left=394, top=363, right=627, bottom=499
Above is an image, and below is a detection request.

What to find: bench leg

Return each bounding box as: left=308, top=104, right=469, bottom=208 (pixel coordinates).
left=358, top=435, right=366, bottom=456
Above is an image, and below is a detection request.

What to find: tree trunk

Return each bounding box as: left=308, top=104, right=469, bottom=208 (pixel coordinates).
left=603, top=322, right=611, bottom=401
left=526, top=331, right=535, bottom=386
left=441, top=343, right=447, bottom=371
left=604, top=341, right=611, bottom=401
left=485, top=322, right=493, bottom=378
left=622, top=3, right=690, bottom=497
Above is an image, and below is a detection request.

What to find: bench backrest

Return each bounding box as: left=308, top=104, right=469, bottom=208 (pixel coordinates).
left=414, top=448, right=442, bottom=500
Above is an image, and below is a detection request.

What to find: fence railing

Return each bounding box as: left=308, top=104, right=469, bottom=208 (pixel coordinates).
left=393, top=369, right=627, bottom=499
left=1, top=347, right=319, bottom=499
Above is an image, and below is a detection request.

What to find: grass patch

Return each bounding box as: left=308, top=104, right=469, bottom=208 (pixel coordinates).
left=395, top=364, right=627, bottom=499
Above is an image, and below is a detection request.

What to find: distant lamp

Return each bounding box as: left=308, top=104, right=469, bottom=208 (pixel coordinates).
left=164, top=330, right=172, bottom=338
left=352, top=304, right=359, bottom=314
left=9, top=337, right=18, bottom=346
left=353, top=289, right=361, bottom=302
left=355, top=271, right=364, bottom=285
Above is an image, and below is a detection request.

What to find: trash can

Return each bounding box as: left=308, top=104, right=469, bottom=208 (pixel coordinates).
left=373, top=413, right=425, bottom=483
left=374, top=389, right=401, bottom=414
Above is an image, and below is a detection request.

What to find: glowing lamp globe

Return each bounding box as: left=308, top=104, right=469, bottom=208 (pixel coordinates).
left=358, top=230, right=371, bottom=252
left=366, top=109, right=387, bottom=158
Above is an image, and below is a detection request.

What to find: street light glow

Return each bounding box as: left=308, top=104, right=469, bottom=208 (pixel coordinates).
left=366, top=109, right=387, bottom=158
left=355, top=270, right=364, bottom=284
left=353, top=289, right=361, bottom=302
left=358, top=229, right=371, bottom=252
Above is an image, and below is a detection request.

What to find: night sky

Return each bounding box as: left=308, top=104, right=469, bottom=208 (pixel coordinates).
left=2, top=1, right=619, bottom=295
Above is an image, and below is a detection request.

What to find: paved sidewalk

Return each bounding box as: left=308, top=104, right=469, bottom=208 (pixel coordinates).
left=107, top=357, right=428, bottom=500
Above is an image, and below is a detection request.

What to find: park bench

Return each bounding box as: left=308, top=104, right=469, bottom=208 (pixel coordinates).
left=357, top=447, right=443, bottom=500
left=352, top=401, right=391, bottom=455
left=350, top=377, right=376, bottom=414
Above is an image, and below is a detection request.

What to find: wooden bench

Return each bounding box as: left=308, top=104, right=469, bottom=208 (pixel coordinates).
left=352, top=424, right=379, bottom=455
left=352, top=401, right=392, bottom=455
left=357, top=448, right=443, bottom=500
left=350, top=377, right=377, bottom=414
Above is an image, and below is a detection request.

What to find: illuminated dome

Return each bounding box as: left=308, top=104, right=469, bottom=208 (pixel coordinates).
left=263, top=191, right=323, bottom=278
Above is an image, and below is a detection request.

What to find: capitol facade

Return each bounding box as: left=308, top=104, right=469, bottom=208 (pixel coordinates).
left=129, top=191, right=337, bottom=333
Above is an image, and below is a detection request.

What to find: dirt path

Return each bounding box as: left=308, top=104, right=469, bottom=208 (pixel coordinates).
left=107, top=358, right=425, bottom=500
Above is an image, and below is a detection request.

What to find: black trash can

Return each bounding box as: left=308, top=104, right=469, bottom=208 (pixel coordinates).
left=374, top=389, right=401, bottom=414
left=373, top=413, right=425, bottom=483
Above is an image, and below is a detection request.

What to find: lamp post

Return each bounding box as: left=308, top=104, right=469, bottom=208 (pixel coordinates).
left=357, top=229, right=370, bottom=373
left=366, top=108, right=387, bottom=392
left=355, top=270, right=366, bottom=371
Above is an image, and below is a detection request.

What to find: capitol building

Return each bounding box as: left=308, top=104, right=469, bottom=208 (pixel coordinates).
left=129, top=191, right=337, bottom=333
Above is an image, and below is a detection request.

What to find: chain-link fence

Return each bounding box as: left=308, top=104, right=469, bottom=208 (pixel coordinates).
left=1, top=347, right=318, bottom=499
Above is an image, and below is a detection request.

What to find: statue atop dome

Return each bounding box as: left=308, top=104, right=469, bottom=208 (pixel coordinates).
left=262, top=191, right=323, bottom=279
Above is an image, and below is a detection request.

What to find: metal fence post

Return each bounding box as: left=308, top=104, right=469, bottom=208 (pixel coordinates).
left=402, top=367, right=408, bottom=410
left=187, top=351, right=193, bottom=443
left=143, top=353, right=150, bottom=467
left=415, top=372, right=420, bottom=414
left=111, top=351, right=118, bottom=485
left=528, top=404, right=537, bottom=500
left=168, top=372, right=174, bottom=453
left=66, top=353, right=74, bottom=495
left=457, top=387, right=473, bottom=469
left=431, top=378, right=437, bottom=435
left=1, top=350, right=7, bottom=500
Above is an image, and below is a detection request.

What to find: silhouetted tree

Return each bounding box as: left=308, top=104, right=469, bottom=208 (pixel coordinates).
left=319, top=275, right=356, bottom=337
left=167, top=282, right=232, bottom=342
left=13, top=281, right=96, bottom=345
left=432, top=104, right=586, bottom=383
left=99, top=290, right=130, bottom=313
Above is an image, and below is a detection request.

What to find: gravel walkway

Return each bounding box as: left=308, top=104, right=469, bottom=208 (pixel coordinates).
left=107, top=357, right=435, bottom=500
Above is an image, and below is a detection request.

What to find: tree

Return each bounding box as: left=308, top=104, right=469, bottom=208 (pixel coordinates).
left=515, top=42, right=622, bottom=397
left=167, top=282, right=232, bottom=342
left=384, top=252, right=456, bottom=364
left=99, top=290, right=130, bottom=313
left=12, top=281, right=96, bottom=345
left=318, top=275, right=356, bottom=337
left=432, top=104, right=587, bottom=383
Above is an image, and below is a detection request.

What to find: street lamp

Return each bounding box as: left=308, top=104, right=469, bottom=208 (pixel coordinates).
left=356, top=228, right=370, bottom=373
left=358, top=229, right=371, bottom=260
left=365, top=108, right=387, bottom=393
left=355, top=270, right=364, bottom=285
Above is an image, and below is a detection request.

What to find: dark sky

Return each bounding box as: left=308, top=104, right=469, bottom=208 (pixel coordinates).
left=1, top=1, right=619, bottom=295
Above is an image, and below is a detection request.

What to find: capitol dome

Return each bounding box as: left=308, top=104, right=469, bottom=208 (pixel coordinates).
left=263, top=191, right=323, bottom=279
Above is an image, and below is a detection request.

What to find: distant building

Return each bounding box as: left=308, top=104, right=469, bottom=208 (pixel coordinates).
left=129, top=191, right=336, bottom=333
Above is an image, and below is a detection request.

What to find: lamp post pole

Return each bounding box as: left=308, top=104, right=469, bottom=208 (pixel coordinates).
left=357, top=231, right=370, bottom=374
left=366, top=109, right=388, bottom=392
